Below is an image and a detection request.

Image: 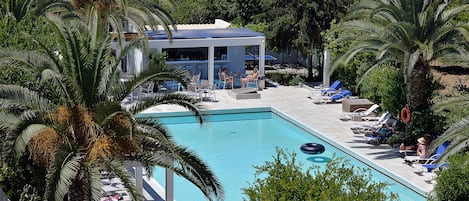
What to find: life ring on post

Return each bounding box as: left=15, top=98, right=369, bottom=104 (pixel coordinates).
left=401, top=106, right=411, bottom=124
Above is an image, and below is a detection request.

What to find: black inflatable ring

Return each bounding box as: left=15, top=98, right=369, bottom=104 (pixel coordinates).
left=300, top=143, right=325, bottom=155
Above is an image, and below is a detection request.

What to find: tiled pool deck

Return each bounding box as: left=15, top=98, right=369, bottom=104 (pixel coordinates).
left=140, top=85, right=434, bottom=196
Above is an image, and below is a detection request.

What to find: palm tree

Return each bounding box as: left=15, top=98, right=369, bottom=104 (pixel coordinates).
left=36, top=0, right=176, bottom=44
left=0, top=17, right=223, bottom=201
left=1, top=0, right=177, bottom=45
left=430, top=96, right=469, bottom=162
left=329, top=0, right=469, bottom=133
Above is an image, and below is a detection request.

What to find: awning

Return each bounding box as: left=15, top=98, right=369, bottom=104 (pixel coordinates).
left=244, top=55, right=277, bottom=61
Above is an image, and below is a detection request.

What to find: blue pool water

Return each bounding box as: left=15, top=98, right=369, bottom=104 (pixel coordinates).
left=143, top=109, right=426, bottom=201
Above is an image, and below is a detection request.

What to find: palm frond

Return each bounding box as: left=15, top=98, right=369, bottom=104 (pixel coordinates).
left=131, top=93, right=205, bottom=124
left=0, top=84, right=54, bottom=112
left=432, top=96, right=469, bottom=112
left=166, top=146, right=224, bottom=201
left=0, top=111, right=21, bottom=132
left=83, top=164, right=103, bottom=201
left=44, top=149, right=84, bottom=201
left=430, top=117, right=469, bottom=163
left=104, top=160, right=143, bottom=201
left=127, top=148, right=224, bottom=201
left=0, top=48, right=57, bottom=71
left=13, top=124, right=48, bottom=156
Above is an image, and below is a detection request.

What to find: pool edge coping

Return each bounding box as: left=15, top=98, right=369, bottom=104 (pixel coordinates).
left=138, top=107, right=428, bottom=199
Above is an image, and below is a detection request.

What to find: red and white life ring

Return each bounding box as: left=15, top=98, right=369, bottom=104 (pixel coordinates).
left=401, top=106, right=411, bottom=123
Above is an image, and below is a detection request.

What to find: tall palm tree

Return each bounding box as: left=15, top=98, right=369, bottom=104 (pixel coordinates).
left=430, top=96, right=469, bottom=162
left=38, top=0, right=176, bottom=44
left=0, top=17, right=223, bottom=201
left=1, top=0, right=177, bottom=45
left=329, top=0, right=469, bottom=132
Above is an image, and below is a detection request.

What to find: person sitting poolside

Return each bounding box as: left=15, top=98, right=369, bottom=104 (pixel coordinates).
left=416, top=137, right=430, bottom=159
left=404, top=136, right=431, bottom=165
left=365, top=123, right=393, bottom=144
left=220, top=68, right=233, bottom=81
left=241, top=67, right=259, bottom=88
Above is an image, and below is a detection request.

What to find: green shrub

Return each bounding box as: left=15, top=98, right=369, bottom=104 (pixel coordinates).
left=242, top=148, right=398, bottom=201
left=266, top=72, right=304, bottom=86
left=360, top=67, right=406, bottom=117
left=288, top=75, right=304, bottom=86
left=431, top=153, right=469, bottom=201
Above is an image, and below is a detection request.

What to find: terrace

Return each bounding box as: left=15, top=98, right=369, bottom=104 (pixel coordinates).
left=139, top=85, right=434, bottom=199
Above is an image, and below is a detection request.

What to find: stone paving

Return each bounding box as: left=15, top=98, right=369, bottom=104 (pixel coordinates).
left=140, top=85, right=434, bottom=197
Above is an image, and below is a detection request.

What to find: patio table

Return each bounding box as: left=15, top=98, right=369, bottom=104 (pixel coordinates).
left=342, top=98, right=374, bottom=112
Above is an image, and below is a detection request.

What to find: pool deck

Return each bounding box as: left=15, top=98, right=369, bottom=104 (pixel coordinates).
left=140, top=85, right=434, bottom=196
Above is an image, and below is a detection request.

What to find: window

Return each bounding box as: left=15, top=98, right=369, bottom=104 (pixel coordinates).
left=163, top=47, right=228, bottom=61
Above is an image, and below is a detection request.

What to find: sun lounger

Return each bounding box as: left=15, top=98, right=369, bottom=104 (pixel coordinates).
left=312, top=90, right=352, bottom=104
left=228, top=87, right=260, bottom=100
left=403, top=141, right=450, bottom=165
left=339, top=104, right=380, bottom=121
left=349, top=112, right=391, bottom=134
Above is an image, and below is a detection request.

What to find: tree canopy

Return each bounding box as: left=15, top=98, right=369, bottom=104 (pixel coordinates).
left=329, top=0, right=469, bottom=135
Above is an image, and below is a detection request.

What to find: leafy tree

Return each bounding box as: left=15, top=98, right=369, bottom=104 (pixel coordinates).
left=162, top=0, right=234, bottom=24
left=329, top=0, right=469, bottom=134
left=430, top=153, right=469, bottom=201
left=0, top=14, right=56, bottom=51
left=161, top=0, right=212, bottom=24
left=0, top=17, right=223, bottom=201
left=0, top=0, right=37, bottom=21
left=360, top=67, right=406, bottom=117
left=253, top=0, right=354, bottom=81
left=230, top=0, right=263, bottom=25
left=243, top=148, right=398, bottom=201
left=0, top=14, right=57, bottom=98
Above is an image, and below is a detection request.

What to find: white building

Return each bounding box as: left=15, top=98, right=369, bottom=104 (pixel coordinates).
left=122, top=19, right=266, bottom=86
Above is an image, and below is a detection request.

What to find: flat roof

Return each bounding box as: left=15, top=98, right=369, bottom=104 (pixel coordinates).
left=146, top=28, right=264, bottom=40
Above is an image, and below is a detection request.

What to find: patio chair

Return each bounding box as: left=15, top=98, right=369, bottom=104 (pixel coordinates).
left=245, top=75, right=258, bottom=89
left=321, top=80, right=342, bottom=95
left=189, top=72, right=201, bottom=89
left=140, top=81, right=155, bottom=99
left=403, top=141, right=450, bottom=165
left=339, top=104, right=380, bottom=121
left=349, top=111, right=391, bottom=134
left=186, top=83, right=201, bottom=101
left=312, top=90, right=352, bottom=104
left=218, top=70, right=234, bottom=89
left=198, top=80, right=217, bottom=102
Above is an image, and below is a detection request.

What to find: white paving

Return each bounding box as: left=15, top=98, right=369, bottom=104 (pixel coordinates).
left=140, top=85, right=433, bottom=196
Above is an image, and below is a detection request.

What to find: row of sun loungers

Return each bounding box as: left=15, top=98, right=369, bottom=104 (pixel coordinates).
left=310, top=81, right=450, bottom=186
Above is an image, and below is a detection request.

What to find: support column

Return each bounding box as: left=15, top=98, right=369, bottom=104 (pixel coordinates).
left=165, top=169, right=174, bottom=201
left=323, top=49, right=331, bottom=87
left=208, top=46, right=215, bottom=85
left=258, top=41, right=265, bottom=77
left=135, top=167, right=143, bottom=196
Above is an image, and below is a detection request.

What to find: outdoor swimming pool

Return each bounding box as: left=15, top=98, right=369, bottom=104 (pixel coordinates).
left=141, top=108, right=426, bottom=201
